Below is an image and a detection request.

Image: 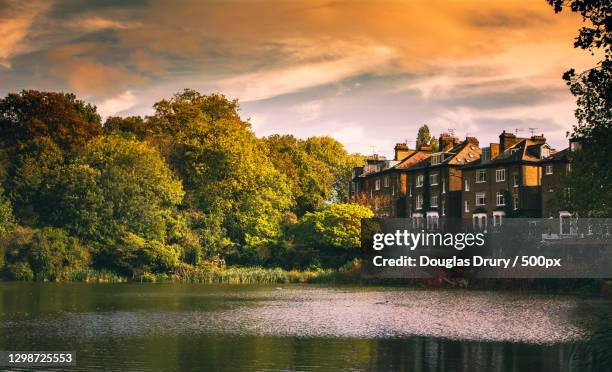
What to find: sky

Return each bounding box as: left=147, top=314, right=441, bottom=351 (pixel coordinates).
left=0, top=0, right=599, bottom=157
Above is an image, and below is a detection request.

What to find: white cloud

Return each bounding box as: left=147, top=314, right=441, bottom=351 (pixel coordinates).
left=292, top=100, right=323, bottom=122
left=72, top=17, right=138, bottom=32
left=96, top=90, right=137, bottom=118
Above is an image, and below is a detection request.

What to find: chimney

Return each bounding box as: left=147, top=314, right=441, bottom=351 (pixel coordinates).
left=439, top=133, right=460, bottom=152
left=394, top=143, right=414, bottom=161
left=499, top=130, right=520, bottom=152
left=417, top=143, right=432, bottom=152
left=530, top=134, right=546, bottom=144
left=490, top=143, right=500, bottom=159
left=465, top=136, right=479, bottom=145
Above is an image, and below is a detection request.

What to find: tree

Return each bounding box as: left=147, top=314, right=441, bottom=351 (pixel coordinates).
left=264, top=134, right=334, bottom=216
left=302, top=136, right=364, bottom=203
left=0, top=90, right=102, bottom=155
left=148, top=90, right=292, bottom=250
left=104, top=116, right=149, bottom=138
left=548, top=0, right=611, bottom=216
left=57, top=136, right=185, bottom=257
left=416, top=124, right=439, bottom=152
left=8, top=137, right=65, bottom=226
left=293, top=203, right=374, bottom=250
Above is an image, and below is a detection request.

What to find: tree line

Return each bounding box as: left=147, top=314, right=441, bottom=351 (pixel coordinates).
left=0, top=89, right=373, bottom=280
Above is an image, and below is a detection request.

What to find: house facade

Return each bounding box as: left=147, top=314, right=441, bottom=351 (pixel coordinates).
left=351, top=130, right=574, bottom=231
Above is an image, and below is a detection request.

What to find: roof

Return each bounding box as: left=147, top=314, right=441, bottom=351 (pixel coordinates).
left=407, top=139, right=481, bottom=171
left=462, top=138, right=551, bottom=169
left=541, top=148, right=569, bottom=163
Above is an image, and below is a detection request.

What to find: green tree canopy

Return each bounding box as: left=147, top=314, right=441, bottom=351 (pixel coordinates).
left=293, top=203, right=373, bottom=250
left=548, top=0, right=611, bottom=216
left=416, top=124, right=439, bottom=151
left=149, top=90, right=292, bottom=249
left=0, top=90, right=102, bottom=155
left=57, top=136, right=185, bottom=245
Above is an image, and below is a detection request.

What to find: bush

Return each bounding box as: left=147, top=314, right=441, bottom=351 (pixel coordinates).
left=1, top=227, right=91, bottom=281
left=110, top=233, right=180, bottom=276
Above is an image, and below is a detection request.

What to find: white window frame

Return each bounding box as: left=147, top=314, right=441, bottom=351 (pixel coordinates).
left=430, top=195, right=439, bottom=207
left=473, top=213, right=487, bottom=231
left=493, top=211, right=505, bottom=226
left=426, top=211, right=439, bottom=230
left=513, top=173, right=519, bottom=187
left=464, top=200, right=469, bottom=213
left=496, top=191, right=505, bottom=206
left=429, top=172, right=439, bottom=186
left=416, top=174, right=424, bottom=188
left=375, top=179, right=381, bottom=191
left=495, top=168, right=506, bottom=182
left=416, top=194, right=423, bottom=210
left=476, top=192, right=486, bottom=206
left=476, top=169, right=486, bottom=183
left=464, top=179, right=470, bottom=191
left=545, top=164, right=553, bottom=175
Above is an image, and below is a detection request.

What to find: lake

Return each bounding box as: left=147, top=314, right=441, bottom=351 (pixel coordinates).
left=1, top=283, right=611, bottom=371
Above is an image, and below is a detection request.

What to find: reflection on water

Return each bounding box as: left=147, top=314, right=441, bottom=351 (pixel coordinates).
left=1, top=283, right=610, bottom=371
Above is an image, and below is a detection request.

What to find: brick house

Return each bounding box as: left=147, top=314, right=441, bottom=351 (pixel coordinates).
left=349, top=144, right=431, bottom=217
left=406, top=135, right=481, bottom=229
left=460, top=131, right=554, bottom=228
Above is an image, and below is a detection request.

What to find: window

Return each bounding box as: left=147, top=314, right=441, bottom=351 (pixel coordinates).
left=473, top=214, right=487, bottom=230
left=513, top=194, right=519, bottom=210
left=495, top=168, right=506, bottom=182
left=412, top=214, right=424, bottom=229
left=431, top=153, right=443, bottom=165
left=392, top=184, right=395, bottom=196
left=426, top=212, right=439, bottom=230
left=513, top=173, right=519, bottom=187
left=560, top=211, right=572, bottom=235
left=416, top=194, right=423, bottom=210
left=464, top=200, right=469, bottom=213
left=442, top=179, right=446, bottom=194
left=416, top=174, right=424, bottom=187
left=383, top=176, right=389, bottom=187
left=431, top=195, right=439, bottom=207
left=476, top=192, right=486, bottom=206
left=496, top=192, right=505, bottom=206
left=481, top=147, right=491, bottom=161
left=545, top=164, right=553, bottom=175
left=430, top=173, right=438, bottom=185
left=476, top=169, right=486, bottom=183
left=375, top=179, right=381, bottom=190
left=464, top=179, right=470, bottom=191
left=493, top=211, right=505, bottom=227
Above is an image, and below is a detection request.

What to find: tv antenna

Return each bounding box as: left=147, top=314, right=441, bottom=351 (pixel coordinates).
left=370, top=145, right=377, bottom=155
left=447, top=128, right=456, bottom=136
left=514, top=128, right=524, bottom=135
left=528, top=127, right=539, bottom=137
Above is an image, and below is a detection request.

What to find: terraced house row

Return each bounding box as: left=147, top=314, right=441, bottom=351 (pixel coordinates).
left=349, top=131, right=576, bottom=230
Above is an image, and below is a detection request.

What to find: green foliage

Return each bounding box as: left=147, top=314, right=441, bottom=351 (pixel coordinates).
left=1, top=227, right=90, bottom=281
left=293, top=203, right=373, bottom=250
left=416, top=124, right=439, bottom=152
left=104, top=116, right=149, bottom=138
left=264, top=134, right=334, bottom=215
left=302, top=136, right=364, bottom=203
left=111, top=233, right=180, bottom=276
left=149, top=90, right=292, bottom=250
left=0, top=90, right=101, bottom=154
left=58, top=135, right=184, bottom=245
left=8, top=137, right=65, bottom=225
left=548, top=0, right=611, bottom=216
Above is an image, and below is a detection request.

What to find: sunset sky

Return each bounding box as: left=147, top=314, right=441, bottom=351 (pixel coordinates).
left=0, top=0, right=598, bottom=156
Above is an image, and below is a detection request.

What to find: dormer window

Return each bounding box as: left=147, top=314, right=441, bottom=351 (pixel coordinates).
left=431, top=153, right=443, bottom=165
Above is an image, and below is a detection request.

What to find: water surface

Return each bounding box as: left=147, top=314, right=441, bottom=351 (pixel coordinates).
left=1, top=283, right=610, bottom=371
